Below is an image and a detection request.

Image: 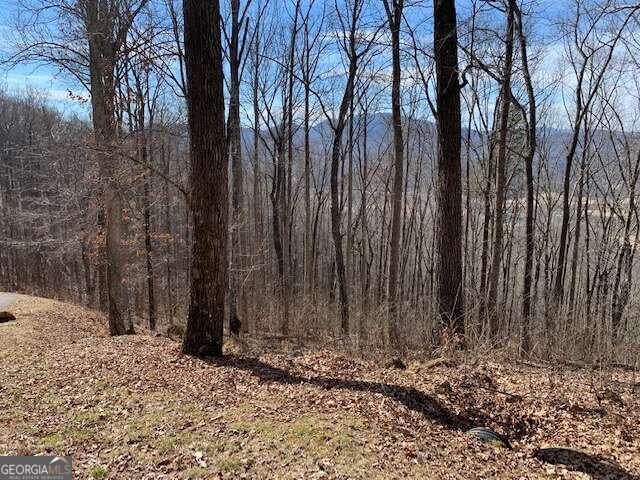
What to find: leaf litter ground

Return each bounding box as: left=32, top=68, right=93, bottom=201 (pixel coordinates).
left=0, top=295, right=638, bottom=479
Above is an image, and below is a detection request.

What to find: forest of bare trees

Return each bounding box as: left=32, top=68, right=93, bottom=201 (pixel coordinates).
left=2, top=0, right=640, bottom=366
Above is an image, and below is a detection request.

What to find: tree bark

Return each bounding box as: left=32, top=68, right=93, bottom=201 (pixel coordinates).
left=85, top=0, right=132, bottom=336
left=330, top=39, right=360, bottom=335
left=487, top=1, right=514, bottom=339
left=515, top=3, right=536, bottom=354
left=434, top=0, right=465, bottom=340
left=182, top=0, right=228, bottom=358
left=228, top=0, right=244, bottom=336
left=383, top=0, right=404, bottom=350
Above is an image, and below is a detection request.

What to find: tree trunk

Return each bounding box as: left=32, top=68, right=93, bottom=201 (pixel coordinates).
left=228, top=0, right=244, bottom=336
left=516, top=3, right=536, bottom=354
left=434, top=0, right=465, bottom=340
left=384, top=0, right=404, bottom=350
left=86, top=0, right=131, bottom=336
left=303, top=22, right=313, bottom=298
left=182, top=0, right=228, bottom=358
left=143, top=153, right=156, bottom=331
left=487, top=2, right=514, bottom=339
left=330, top=70, right=357, bottom=336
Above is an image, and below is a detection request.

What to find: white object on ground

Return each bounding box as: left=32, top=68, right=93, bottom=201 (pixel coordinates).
left=0, top=293, right=17, bottom=310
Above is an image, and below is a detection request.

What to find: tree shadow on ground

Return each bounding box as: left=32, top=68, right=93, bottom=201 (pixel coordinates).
left=212, top=355, right=479, bottom=432
left=206, top=356, right=638, bottom=478
left=535, top=447, right=639, bottom=479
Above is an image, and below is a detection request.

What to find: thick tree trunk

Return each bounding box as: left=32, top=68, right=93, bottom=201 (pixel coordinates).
left=434, top=0, right=465, bottom=340
left=135, top=88, right=156, bottom=331
left=327, top=0, right=369, bottom=336
left=182, top=0, right=228, bottom=358
left=274, top=139, right=290, bottom=334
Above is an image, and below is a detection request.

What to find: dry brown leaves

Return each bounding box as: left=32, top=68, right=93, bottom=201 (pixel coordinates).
left=0, top=295, right=638, bottom=479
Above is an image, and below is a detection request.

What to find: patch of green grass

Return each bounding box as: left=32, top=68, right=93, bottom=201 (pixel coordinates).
left=216, top=457, right=243, bottom=473
left=89, top=465, right=108, bottom=479
left=67, top=427, right=94, bottom=443
left=122, top=405, right=190, bottom=446
left=229, top=417, right=277, bottom=437
left=76, top=408, right=111, bottom=425
left=286, top=415, right=361, bottom=454
left=290, top=416, right=321, bottom=438
left=218, top=411, right=373, bottom=478
left=154, top=434, right=190, bottom=454
left=125, top=423, right=148, bottom=443
left=40, top=427, right=95, bottom=449
left=228, top=412, right=362, bottom=458
left=41, top=433, right=63, bottom=449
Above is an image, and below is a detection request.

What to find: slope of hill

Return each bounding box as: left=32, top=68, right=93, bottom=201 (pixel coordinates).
left=0, top=295, right=638, bottom=479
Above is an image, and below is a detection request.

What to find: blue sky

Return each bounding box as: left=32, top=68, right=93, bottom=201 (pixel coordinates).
left=0, top=0, right=587, bottom=124
left=0, top=2, right=88, bottom=116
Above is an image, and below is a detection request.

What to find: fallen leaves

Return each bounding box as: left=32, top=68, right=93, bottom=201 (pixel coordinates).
left=0, top=295, right=638, bottom=479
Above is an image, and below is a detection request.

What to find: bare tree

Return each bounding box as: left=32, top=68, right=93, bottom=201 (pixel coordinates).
left=225, top=0, right=254, bottom=335
left=487, top=0, right=515, bottom=339
left=553, top=0, right=638, bottom=310
left=514, top=1, right=537, bottom=353
left=182, top=0, right=229, bottom=357
left=434, top=0, right=465, bottom=340
left=9, top=0, right=152, bottom=335
left=382, top=0, right=404, bottom=349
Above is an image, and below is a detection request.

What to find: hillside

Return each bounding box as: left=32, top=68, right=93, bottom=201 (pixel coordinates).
left=0, top=295, right=638, bottom=479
